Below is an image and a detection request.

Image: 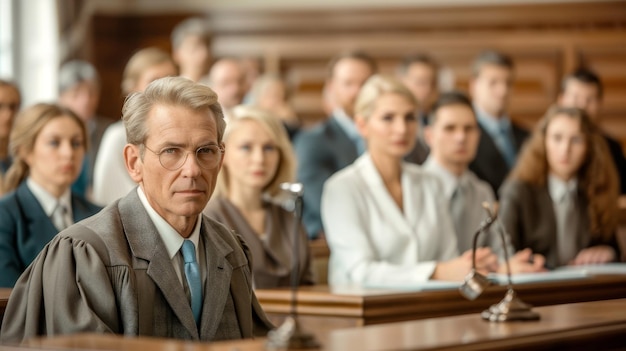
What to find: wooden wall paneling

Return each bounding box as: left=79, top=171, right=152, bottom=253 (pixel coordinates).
left=91, top=14, right=194, bottom=120
left=90, top=1, right=626, bottom=141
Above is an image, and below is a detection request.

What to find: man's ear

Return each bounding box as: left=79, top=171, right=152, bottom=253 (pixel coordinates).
left=124, top=144, right=143, bottom=184
left=355, top=115, right=367, bottom=139
left=468, top=78, right=476, bottom=97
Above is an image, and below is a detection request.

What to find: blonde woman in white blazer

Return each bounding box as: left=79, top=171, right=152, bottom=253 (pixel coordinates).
left=321, top=75, right=498, bottom=287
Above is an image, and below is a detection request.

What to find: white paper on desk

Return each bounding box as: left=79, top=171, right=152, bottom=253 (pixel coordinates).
left=360, top=280, right=461, bottom=292
left=554, top=263, right=626, bottom=275
left=486, top=270, right=588, bottom=285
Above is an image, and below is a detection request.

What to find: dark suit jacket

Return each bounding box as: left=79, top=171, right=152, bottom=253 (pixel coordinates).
left=0, top=189, right=273, bottom=343
left=205, top=198, right=315, bottom=289
left=499, top=179, right=619, bottom=268
left=0, top=181, right=101, bottom=287
left=469, top=123, right=529, bottom=196
left=293, top=116, right=359, bottom=238
left=604, top=134, right=626, bottom=194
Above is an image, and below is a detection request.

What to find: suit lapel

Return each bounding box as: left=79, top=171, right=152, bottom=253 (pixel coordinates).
left=17, top=183, right=58, bottom=243
left=358, top=155, right=413, bottom=234
left=118, top=190, right=199, bottom=339
left=327, top=117, right=359, bottom=168
left=199, top=217, right=234, bottom=340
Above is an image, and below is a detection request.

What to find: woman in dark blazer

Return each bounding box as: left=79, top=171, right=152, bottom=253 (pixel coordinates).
left=499, top=106, right=620, bottom=269
left=0, top=103, right=101, bottom=287
left=204, top=105, right=314, bottom=289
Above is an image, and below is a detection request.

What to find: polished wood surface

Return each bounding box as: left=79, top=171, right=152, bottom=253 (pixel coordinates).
left=257, top=275, right=626, bottom=340
left=16, top=334, right=264, bottom=351
left=9, top=299, right=626, bottom=351
left=0, top=288, right=11, bottom=327
left=328, top=298, right=626, bottom=351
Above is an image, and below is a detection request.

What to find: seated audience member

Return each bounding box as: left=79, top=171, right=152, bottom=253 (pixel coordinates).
left=294, top=50, right=376, bottom=239
left=58, top=60, right=113, bottom=197
left=0, top=77, right=272, bottom=342
left=171, top=17, right=212, bottom=82
left=204, top=106, right=314, bottom=289
left=92, top=48, right=177, bottom=205
left=0, top=103, right=101, bottom=288
left=201, top=58, right=246, bottom=120
left=247, top=73, right=300, bottom=140
left=240, top=56, right=263, bottom=99
left=321, top=75, right=499, bottom=287
left=499, top=106, right=620, bottom=269
left=0, top=79, right=21, bottom=179
left=422, top=92, right=545, bottom=271
left=396, top=53, right=439, bottom=164
left=468, top=50, right=529, bottom=195
left=557, top=67, right=626, bottom=194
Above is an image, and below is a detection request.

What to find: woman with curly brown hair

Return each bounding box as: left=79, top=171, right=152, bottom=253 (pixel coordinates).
left=499, top=106, right=620, bottom=269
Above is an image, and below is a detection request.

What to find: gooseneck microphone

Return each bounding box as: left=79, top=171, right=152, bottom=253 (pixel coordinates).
left=266, top=183, right=321, bottom=350
left=459, top=202, right=540, bottom=322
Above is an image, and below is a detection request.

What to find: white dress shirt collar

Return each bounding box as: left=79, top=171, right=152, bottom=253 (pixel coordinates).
left=474, top=105, right=511, bottom=135
left=136, top=186, right=201, bottom=260
left=422, top=156, right=470, bottom=200
left=548, top=174, right=577, bottom=203
left=26, top=177, right=72, bottom=218
left=333, top=108, right=361, bottom=140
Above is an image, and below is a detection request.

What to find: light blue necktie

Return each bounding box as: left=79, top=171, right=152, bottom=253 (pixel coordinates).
left=181, top=240, right=202, bottom=326
left=497, top=124, right=517, bottom=168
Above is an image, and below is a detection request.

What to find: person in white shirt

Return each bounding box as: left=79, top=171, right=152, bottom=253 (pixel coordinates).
left=423, top=91, right=545, bottom=273
left=92, top=48, right=178, bottom=205
left=321, top=75, right=499, bottom=287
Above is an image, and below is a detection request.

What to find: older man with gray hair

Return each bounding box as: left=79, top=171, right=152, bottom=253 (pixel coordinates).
left=1, top=76, right=273, bottom=342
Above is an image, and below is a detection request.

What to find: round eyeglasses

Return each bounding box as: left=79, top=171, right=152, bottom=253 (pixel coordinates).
left=143, top=144, right=224, bottom=171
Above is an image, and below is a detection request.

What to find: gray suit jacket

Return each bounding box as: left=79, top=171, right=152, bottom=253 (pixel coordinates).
left=0, top=190, right=273, bottom=343
left=294, top=116, right=359, bottom=238
left=205, top=198, right=315, bottom=289
left=498, top=179, right=618, bottom=268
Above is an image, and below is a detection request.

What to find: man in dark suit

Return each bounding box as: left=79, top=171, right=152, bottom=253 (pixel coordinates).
left=468, top=50, right=528, bottom=195
left=294, top=50, right=377, bottom=239
left=557, top=67, right=626, bottom=194
left=396, top=53, right=440, bottom=165
left=1, top=77, right=272, bottom=342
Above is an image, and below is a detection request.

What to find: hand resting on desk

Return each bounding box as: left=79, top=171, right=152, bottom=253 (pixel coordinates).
left=501, top=248, right=547, bottom=274
left=570, top=245, right=616, bottom=266
left=432, top=247, right=499, bottom=281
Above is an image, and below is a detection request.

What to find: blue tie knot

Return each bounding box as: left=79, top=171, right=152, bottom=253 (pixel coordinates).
left=182, top=240, right=197, bottom=264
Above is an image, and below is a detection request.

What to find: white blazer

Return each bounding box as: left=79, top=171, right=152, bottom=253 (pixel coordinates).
left=92, top=121, right=137, bottom=206
left=321, top=153, right=459, bottom=287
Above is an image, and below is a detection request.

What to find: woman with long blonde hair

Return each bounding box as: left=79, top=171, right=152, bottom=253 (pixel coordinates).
left=499, top=106, right=619, bottom=268
left=204, top=105, right=314, bottom=288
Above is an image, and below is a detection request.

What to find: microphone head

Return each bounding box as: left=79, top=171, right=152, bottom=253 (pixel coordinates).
left=280, top=182, right=304, bottom=196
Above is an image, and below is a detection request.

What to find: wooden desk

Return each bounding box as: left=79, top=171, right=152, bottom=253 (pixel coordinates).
left=257, top=274, right=626, bottom=340
left=11, top=299, right=626, bottom=351
left=0, top=289, right=10, bottom=328
left=327, top=298, right=626, bottom=351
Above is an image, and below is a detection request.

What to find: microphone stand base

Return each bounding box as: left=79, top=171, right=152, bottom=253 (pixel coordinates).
left=266, top=316, right=321, bottom=350
left=481, top=289, right=541, bottom=322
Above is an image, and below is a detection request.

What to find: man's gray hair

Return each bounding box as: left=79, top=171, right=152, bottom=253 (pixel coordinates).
left=122, top=76, right=226, bottom=147
left=58, top=60, right=99, bottom=94
left=171, top=17, right=211, bottom=50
